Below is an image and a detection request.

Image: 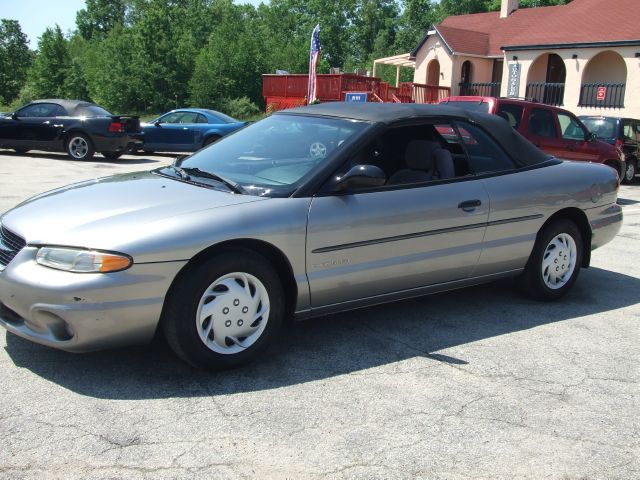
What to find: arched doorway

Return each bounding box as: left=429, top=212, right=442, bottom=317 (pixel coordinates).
left=525, top=53, right=566, bottom=105
left=580, top=50, right=627, bottom=107
left=427, top=59, right=440, bottom=86
left=459, top=60, right=473, bottom=95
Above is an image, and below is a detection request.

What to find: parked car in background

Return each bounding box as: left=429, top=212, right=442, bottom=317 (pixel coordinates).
left=0, top=99, right=142, bottom=161
left=440, top=96, right=625, bottom=179
left=579, top=115, right=639, bottom=183
left=0, top=103, right=622, bottom=370
left=139, top=108, right=247, bottom=153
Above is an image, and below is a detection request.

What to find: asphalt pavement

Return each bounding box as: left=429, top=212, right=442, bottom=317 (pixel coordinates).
left=0, top=151, right=638, bottom=479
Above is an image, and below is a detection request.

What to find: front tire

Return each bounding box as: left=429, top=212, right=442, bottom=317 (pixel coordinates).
left=66, top=133, right=95, bottom=161
left=162, top=249, right=285, bottom=370
left=522, top=219, right=583, bottom=301
left=622, top=160, right=636, bottom=184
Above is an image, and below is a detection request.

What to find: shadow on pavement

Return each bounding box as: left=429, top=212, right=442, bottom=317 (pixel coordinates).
left=3, top=150, right=164, bottom=165
left=5, top=267, right=638, bottom=399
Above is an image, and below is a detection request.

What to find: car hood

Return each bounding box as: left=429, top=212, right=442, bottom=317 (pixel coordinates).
left=1, top=171, right=266, bottom=248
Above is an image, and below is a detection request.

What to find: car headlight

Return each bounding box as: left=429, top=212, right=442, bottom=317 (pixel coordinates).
left=36, top=247, right=132, bottom=273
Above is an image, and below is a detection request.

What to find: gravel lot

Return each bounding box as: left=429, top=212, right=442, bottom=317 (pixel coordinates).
left=0, top=151, right=638, bottom=480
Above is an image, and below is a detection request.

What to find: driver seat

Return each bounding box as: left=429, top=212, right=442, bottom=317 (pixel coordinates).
left=388, top=140, right=441, bottom=185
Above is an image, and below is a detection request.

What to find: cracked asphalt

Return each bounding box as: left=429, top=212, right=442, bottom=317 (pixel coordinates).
left=0, top=151, right=638, bottom=480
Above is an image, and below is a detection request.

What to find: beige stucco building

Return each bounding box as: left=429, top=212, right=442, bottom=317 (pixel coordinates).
left=411, top=0, right=640, bottom=118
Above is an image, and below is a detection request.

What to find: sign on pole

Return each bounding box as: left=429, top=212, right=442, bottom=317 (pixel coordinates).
left=507, top=63, right=521, bottom=98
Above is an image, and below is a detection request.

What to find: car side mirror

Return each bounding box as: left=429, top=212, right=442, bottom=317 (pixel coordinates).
left=335, top=165, right=386, bottom=191
left=587, top=131, right=597, bottom=142
left=154, top=120, right=162, bottom=127
left=11, top=112, right=18, bottom=120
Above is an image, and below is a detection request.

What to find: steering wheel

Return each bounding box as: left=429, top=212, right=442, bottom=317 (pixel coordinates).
left=309, top=142, right=327, bottom=160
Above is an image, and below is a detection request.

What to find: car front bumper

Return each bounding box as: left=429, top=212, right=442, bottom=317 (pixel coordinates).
left=0, top=247, right=186, bottom=352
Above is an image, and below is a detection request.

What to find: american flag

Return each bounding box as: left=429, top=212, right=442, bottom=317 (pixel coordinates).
left=307, top=24, right=321, bottom=103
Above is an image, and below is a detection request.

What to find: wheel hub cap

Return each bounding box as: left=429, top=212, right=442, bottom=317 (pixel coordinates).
left=542, top=233, right=577, bottom=289
left=196, top=272, right=270, bottom=354
left=70, top=137, right=88, bottom=159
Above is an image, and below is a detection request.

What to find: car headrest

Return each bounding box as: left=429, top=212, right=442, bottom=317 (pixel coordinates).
left=405, top=140, right=441, bottom=170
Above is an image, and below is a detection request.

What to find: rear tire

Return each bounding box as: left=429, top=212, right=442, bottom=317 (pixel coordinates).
left=521, top=219, right=583, bottom=301
left=162, top=249, right=285, bottom=370
left=66, top=133, right=95, bottom=161
left=622, top=160, right=636, bottom=184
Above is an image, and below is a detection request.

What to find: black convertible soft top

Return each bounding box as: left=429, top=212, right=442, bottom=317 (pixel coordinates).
left=30, top=98, right=110, bottom=117
left=280, top=102, right=551, bottom=167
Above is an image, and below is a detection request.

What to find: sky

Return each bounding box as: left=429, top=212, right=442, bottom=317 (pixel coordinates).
left=0, top=0, right=267, bottom=48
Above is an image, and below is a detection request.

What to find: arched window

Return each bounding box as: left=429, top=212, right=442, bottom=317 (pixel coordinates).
left=427, top=59, right=440, bottom=86
left=579, top=50, right=627, bottom=108
left=459, top=61, right=473, bottom=95
left=525, top=53, right=566, bottom=105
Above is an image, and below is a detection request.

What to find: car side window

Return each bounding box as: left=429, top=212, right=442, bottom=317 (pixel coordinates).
left=18, top=103, right=58, bottom=118
left=528, top=108, right=557, bottom=138
left=622, top=120, right=633, bottom=141
left=558, top=113, right=586, bottom=141
left=496, top=104, right=524, bottom=129
left=196, top=114, right=208, bottom=124
left=177, top=112, right=198, bottom=124
left=454, top=121, right=514, bottom=174
left=326, top=122, right=473, bottom=192
left=160, top=112, right=182, bottom=124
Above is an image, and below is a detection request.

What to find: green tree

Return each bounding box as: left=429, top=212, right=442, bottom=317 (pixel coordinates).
left=76, top=0, right=126, bottom=40
left=82, top=23, right=145, bottom=111
left=190, top=5, right=267, bottom=108
left=0, top=19, right=32, bottom=105
left=395, top=0, right=436, bottom=52
left=25, top=25, right=72, bottom=99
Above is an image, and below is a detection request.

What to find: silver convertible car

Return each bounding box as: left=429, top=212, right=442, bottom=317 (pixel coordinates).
left=0, top=103, right=622, bottom=369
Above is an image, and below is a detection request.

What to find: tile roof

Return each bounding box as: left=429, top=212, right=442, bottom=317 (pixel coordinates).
left=431, top=0, right=640, bottom=57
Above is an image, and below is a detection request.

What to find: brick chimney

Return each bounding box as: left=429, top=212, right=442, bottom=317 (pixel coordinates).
left=500, top=0, right=519, bottom=18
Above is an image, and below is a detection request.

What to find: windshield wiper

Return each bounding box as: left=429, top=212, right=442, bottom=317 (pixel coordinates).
left=168, top=165, right=190, bottom=180
left=182, top=167, right=246, bottom=194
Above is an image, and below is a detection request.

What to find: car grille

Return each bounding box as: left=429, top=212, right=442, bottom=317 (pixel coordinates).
left=0, top=224, right=26, bottom=269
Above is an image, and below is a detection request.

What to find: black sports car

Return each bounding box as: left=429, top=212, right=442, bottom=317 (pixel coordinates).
left=0, top=99, right=142, bottom=161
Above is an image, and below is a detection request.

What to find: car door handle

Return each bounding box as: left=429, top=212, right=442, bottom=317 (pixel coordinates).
left=458, top=199, right=482, bottom=212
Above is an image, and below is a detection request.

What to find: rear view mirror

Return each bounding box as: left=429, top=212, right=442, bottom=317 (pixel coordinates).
left=588, top=131, right=597, bottom=142
left=11, top=112, right=18, bottom=120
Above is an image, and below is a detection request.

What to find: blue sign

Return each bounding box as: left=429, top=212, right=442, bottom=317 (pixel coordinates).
left=345, top=92, right=368, bottom=103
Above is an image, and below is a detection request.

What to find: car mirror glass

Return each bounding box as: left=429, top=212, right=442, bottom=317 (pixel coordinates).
left=335, top=165, right=386, bottom=191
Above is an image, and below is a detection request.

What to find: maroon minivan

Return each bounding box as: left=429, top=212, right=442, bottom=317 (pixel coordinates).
left=440, top=96, right=625, bottom=180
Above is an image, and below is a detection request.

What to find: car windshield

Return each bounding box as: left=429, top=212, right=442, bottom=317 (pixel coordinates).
left=158, top=114, right=367, bottom=197
left=442, top=101, right=490, bottom=113
left=580, top=117, right=617, bottom=141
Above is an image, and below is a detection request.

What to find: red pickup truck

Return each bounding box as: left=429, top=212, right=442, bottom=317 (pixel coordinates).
left=440, top=96, right=625, bottom=180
